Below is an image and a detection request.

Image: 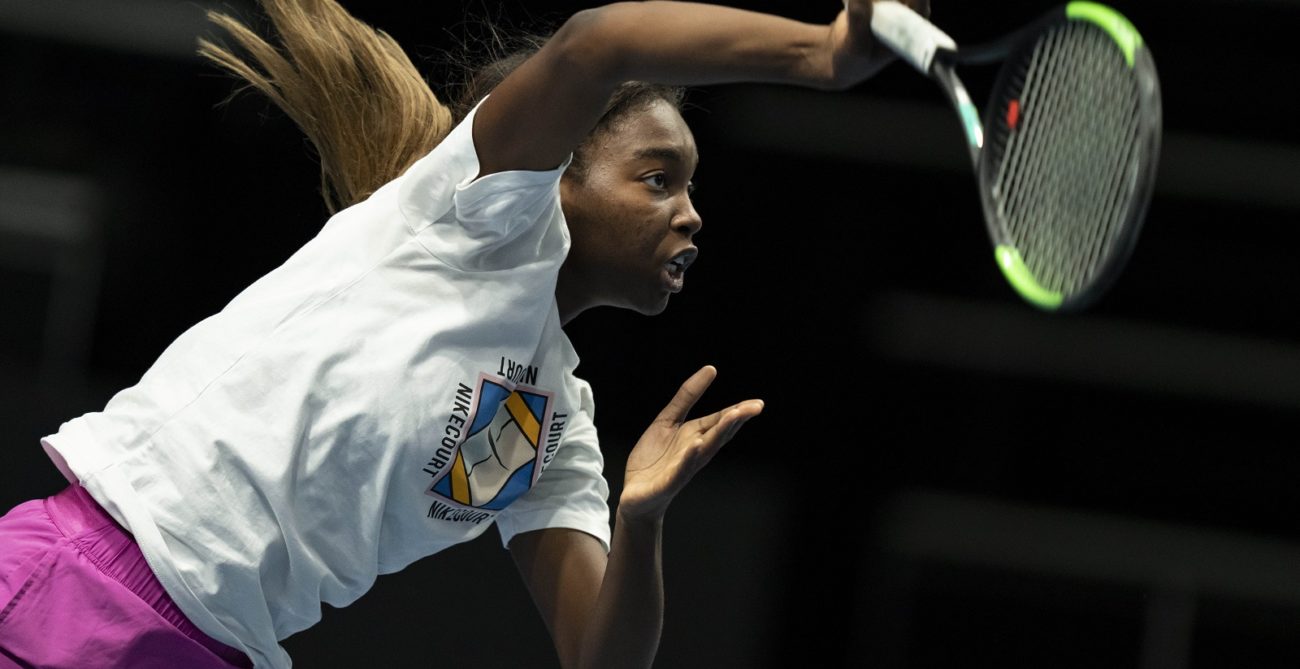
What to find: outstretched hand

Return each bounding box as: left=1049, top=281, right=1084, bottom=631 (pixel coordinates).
left=827, top=0, right=932, bottom=87
left=618, top=366, right=764, bottom=522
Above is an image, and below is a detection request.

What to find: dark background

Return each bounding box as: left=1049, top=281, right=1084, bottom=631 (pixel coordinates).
left=4, top=1, right=1300, bottom=667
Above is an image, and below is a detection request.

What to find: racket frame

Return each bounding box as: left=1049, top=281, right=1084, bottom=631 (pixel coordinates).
left=872, top=2, right=1162, bottom=312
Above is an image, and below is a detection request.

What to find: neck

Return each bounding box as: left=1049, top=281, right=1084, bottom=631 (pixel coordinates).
left=556, top=262, right=595, bottom=326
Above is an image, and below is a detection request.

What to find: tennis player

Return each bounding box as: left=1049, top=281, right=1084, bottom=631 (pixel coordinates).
left=0, top=1, right=923, bottom=666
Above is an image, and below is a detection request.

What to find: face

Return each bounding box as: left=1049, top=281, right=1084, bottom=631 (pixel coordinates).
left=558, top=99, right=702, bottom=319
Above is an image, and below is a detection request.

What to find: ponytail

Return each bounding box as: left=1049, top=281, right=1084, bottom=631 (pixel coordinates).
left=198, top=0, right=454, bottom=213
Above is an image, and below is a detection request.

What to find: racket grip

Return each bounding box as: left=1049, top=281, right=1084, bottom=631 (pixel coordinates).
left=869, top=1, right=957, bottom=73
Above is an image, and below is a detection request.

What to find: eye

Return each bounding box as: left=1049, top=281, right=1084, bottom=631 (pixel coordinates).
left=687, top=181, right=696, bottom=195
left=643, top=173, right=668, bottom=190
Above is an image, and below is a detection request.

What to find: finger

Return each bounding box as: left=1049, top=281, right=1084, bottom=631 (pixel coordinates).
left=707, top=397, right=764, bottom=428
left=844, top=0, right=875, bottom=55
left=719, top=400, right=763, bottom=440
left=852, top=1, right=899, bottom=67
left=870, top=0, right=929, bottom=18
left=690, top=401, right=764, bottom=455
left=653, top=365, right=718, bottom=425
left=690, top=401, right=764, bottom=467
left=845, top=0, right=872, bottom=28
left=692, top=398, right=764, bottom=433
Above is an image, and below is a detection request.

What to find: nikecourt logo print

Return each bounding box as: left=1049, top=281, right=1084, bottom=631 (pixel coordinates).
left=427, top=374, right=552, bottom=512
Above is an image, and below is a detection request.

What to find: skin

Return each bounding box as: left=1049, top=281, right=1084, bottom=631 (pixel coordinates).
left=472, top=2, right=928, bottom=668
left=556, top=100, right=703, bottom=322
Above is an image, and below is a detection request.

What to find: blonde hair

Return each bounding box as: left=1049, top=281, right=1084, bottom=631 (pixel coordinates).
left=198, top=0, right=454, bottom=213
left=199, top=0, right=688, bottom=211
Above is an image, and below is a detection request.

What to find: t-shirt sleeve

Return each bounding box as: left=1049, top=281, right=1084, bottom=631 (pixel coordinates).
left=396, top=98, right=571, bottom=270
left=494, top=404, right=611, bottom=553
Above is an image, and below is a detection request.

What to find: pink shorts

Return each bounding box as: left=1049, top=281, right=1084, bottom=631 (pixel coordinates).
left=0, top=486, right=252, bottom=668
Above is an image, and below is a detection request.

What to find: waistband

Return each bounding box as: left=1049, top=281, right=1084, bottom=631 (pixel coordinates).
left=46, top=483, right=126, bottom=538
left=44, top=485, right=253, bottom=667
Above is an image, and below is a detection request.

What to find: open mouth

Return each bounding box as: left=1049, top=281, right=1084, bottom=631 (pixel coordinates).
left=662, top=248, right=698, bottom=293
left=666, top=248, right=697, bottom=273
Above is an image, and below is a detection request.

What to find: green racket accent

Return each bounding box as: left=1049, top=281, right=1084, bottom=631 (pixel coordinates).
left=1066, top=2, right=1142, bottom=67
left=958, top=100, right=982, bottom=148
left=995, top=246, right=1064, bottom=310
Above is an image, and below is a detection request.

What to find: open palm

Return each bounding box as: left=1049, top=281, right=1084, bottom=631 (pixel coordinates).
left=619, top=366, right=764, bottom=521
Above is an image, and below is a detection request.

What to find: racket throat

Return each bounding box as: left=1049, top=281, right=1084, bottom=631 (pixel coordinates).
left=933, top=64, right=984, bottom=166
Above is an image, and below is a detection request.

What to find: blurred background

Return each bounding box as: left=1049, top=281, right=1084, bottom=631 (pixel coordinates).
left=3, top=0, right=1300, bottom=667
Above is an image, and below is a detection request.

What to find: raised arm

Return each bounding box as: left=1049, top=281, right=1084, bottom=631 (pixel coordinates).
left=501, top=3, right=920, bottom=666
left=475, top=0, right=920, bottom=176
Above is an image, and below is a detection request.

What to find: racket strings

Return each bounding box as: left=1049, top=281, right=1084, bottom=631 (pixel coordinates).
left=1026, top=25, right=1133, bottom=292
left=990, top=20, right=1144, bottom=297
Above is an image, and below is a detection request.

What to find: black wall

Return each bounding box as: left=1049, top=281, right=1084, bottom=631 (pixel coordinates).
left=4, top=1, right=1300, bottom=667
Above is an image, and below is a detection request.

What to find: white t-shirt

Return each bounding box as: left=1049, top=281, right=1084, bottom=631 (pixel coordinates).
left=41, top=103, right=609, bottom=669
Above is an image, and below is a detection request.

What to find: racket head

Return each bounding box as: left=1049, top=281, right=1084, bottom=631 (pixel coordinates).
left=975, top=2, right=1162, bottom=312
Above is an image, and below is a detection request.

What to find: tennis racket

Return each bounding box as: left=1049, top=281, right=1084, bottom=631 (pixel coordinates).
left=869, top=1, right=1162, bottom=312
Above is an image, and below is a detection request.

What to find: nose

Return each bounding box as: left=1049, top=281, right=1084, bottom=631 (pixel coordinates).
left=673, top=196, right=703, bottom=238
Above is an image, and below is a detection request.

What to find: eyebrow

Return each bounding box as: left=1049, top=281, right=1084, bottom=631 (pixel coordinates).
left=633, top=146, right=698, bottom=165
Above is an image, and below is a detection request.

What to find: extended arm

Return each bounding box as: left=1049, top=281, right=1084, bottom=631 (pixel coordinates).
left=512, top=366, right=762, bottom=669
left=475, top=0, right=920, bottom=176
